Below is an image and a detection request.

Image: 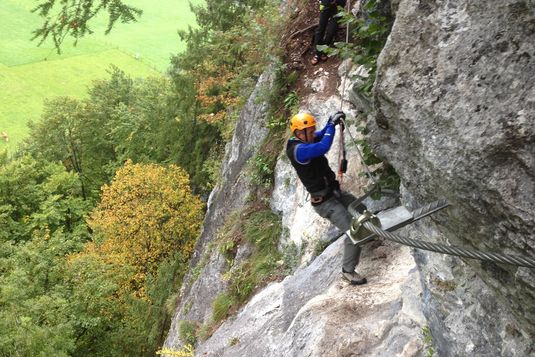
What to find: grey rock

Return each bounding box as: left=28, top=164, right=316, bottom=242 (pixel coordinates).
left=340, top=60, right=375, bottom=114
left=164, top=67, right=275, bottom=349
left=370, top=0, right=535, bottom=355
left=165, top=45, right=429, bottom=355
left=195, top=239, right=427, bottom=357
left=362, top=190, right=400, bottom=213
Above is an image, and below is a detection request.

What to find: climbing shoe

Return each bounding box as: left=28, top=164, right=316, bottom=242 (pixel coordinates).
left=310, top=54, right=321, bottom=65
left=342, top=269, right=367, bottom=285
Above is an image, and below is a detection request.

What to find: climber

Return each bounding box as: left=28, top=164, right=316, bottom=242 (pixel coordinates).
left=311, top=0, right=346, bottom=65
left=286, top=112, right=367, bottom=285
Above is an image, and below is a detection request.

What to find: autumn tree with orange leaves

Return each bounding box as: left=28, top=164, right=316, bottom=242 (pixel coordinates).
left=85, top=160, right=204, bottom=297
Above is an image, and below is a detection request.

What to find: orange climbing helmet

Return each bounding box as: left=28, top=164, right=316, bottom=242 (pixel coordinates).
left=290, top=113, right=316, bottom=133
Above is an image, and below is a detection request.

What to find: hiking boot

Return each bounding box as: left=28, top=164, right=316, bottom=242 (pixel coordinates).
left=342, top=269, right=367, bottom=285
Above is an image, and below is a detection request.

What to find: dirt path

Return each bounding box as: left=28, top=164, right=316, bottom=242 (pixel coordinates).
left=281, top=1, right=347, bottom=101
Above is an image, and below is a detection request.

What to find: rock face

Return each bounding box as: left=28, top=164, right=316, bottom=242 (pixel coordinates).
left=195, top=238, right=426, bottom=357
left=164, top=68, right=274, bottom=348
left=164, top=61, right=428, bottom=355
left=165, top=1, right=535, bottom=355
left=369, top=0, right=535, bottom=355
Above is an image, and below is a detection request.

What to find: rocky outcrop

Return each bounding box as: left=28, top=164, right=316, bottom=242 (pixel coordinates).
left=164, top=68, right=275, bottom=348
left=194, top=237, right=426, bottom=357
left=164, top=54, right=429, bottom=354
left=368, top=0, right=535, bottom=355
left=191, top=86, right=427, bottom=356
left=165, top=0, right=535, bottom=355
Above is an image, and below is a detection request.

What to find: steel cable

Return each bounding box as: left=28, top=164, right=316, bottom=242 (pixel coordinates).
left=362, top=222, right=535, bottom=268
left=348, top=200, right=535, bottom=268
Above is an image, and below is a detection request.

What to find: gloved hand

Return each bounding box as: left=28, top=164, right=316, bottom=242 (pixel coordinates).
left=328, top=111, right=346, bottom=126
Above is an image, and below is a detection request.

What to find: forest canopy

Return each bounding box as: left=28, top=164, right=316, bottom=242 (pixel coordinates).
left=1, top=0, right=281, bottom=355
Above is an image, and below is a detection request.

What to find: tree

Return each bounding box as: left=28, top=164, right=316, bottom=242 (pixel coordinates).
left=86, top=160, right=203, bottom=295
left=26, top=67, right=222, bottom=196
left=60, top=160, right=205, bottom=355
left=0, top=228, right=87, bottom=356
left=0, top=154, right=90, bottom=243
left=26, top=68, right=147, bottom=199
left=31, top=0, right=142, bottom=51
left=64, top=250, right=135, bottom=356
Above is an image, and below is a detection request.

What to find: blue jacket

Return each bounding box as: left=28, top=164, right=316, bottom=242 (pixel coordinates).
left=293, top=122, right=336, bottom=164
left=286, top=122, right=337, bottom=194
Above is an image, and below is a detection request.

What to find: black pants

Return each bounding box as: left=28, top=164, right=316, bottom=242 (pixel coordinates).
left=314, top=5, right=340, bottom=56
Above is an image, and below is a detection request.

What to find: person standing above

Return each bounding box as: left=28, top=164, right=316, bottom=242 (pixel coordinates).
left=286, top=112, right=367, bottom=285
left=311, top=0, right=346, bottom=65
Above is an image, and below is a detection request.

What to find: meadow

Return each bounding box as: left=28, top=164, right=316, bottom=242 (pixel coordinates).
left=0, top=0, right=199, bottom=150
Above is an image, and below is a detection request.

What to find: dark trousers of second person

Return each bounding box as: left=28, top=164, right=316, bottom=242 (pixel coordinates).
left=314, top=1, right=345, bottom=56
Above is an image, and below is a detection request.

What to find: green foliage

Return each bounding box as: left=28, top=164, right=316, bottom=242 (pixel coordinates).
left=0, top=219, right=95, bottom=356
left=284, top=91, right=300, bottom=113
left=197, top=208, right=283, bottom=341
left=171, top=0, right=283, bottom=127
left=212, top=293, right=235, bottom=323
left=217, top=212, right=242, bottom=263
left=249, top=153, right=277, bottom=188
left=167, top=0, right=284, bottom=193
left=178, top=320, right=199, bottom=347
left=0, top=154, right=91, bottom=243
left=25, top=68, right=148, bottom=199
left=281, top=241, right=301, bottom=275
left=189, top=243, right=214, bottom=286
left=227, top=209, right=282, bottom=303
left=0, top=156, right=200, bottom=356
left=219, top=236, right=238, bottom=262
left=353, top=125, right=400, bottom=198
left=63, top=252, right=136, bottom=356
left=266, top=64, right=298, bottom=114
left=24, top=67, right=221, bottom=196
left=322, top=0, right=393, bottom=96
left=190, top=0, right=267, bottom=32
left=31, top=0, right=142, bottom=51
left=372, top=164, right=400, bottom=197
left=313, top=239, right=330, bottom=257
left=197, top=323, right=212, bottom=342
left=143, top=254, right=191, bottom=352
left=422, top=326, right=435, bottom=357
left=354, top=126, right=382, bottom=166
left=243, top=210, right=282, bottom=251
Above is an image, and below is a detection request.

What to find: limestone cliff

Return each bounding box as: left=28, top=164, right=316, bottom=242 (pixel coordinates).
left=163, top=57, right=428, bottom=354
left=164, top=0, right=535, bottom=356
left=369, top=0, right=535, bottom=355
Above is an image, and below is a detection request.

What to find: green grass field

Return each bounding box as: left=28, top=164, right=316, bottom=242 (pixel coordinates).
left=0, top=0, right=199, bottom=151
